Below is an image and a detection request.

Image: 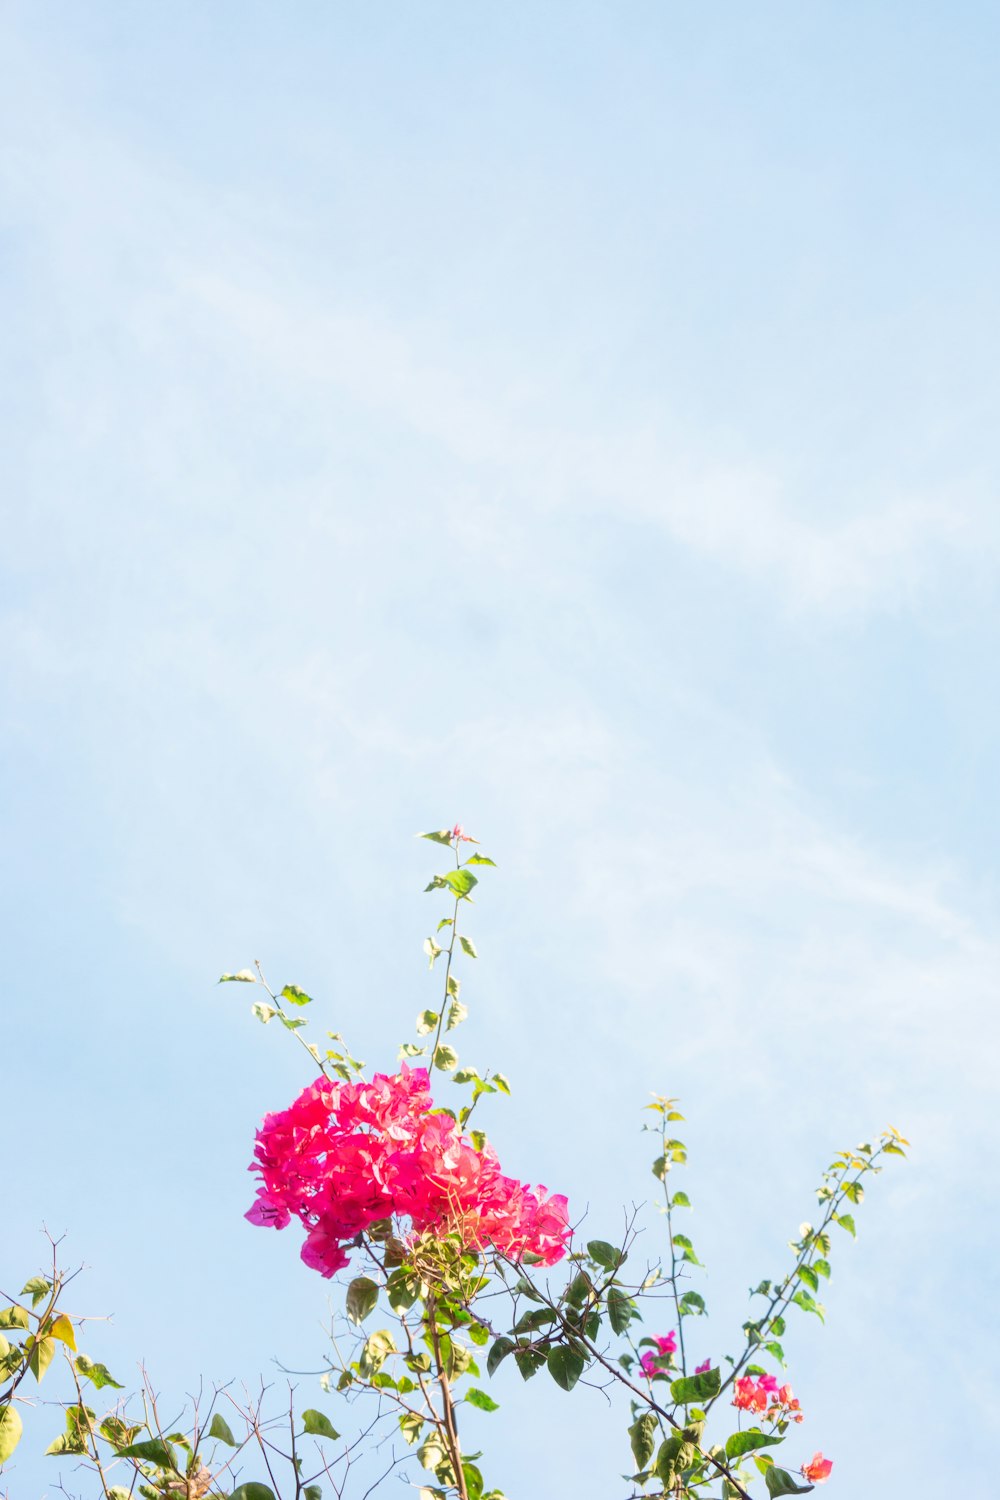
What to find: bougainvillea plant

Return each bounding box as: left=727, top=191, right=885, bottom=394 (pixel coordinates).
left=1, top=826, right=906, bottom=1500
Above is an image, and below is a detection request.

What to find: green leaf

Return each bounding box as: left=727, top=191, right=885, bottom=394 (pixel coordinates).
left=813, top=1258, right=831, bottom=1280
left=280, top=985, right=312, bottom=1007
left=417, top=1433, right=449, bottom=1473
left=230, top=1486, right=280, bottom=1500
left=669, top=1367, right=721, bottom=1404
left=219, top=970, right=257, bottom=983
left=462, top=1459, right=485, bottom=1500
left=48, top=1314, right=76, bottom=1350
left=513, top=1309, right=557, bottom=1335
left=791, top=1289, right=825, bottom=1323
left=453, top=1066, right=481, bottom=1084
left=843, top=1180, right=864, bottom=1205
left=0, top=1306, right=29, bottom=1331
left=586, top=1240, right=619, bottom=1269
left=446, top=1001, right=468, bottom=1031
left=765, top=1467, right=814, bottom=1495
left=21, top=1277, right=50, bottom=1308
left=513, top=1347, right=545, bottom=1381
left=672, top=1232, right=701, bottom=1265
left=465, top=1387, right=499, bottom=1412
left=679, top=1291, right=706, bottom=1317
left=99, top=1415, right=142, bottom=1449
left=28, top=1335, right=56, bottom=1382
left=671, top=1191, right=691, bottom=1208
left=546, top=1346, right=585, bottom=1392
left=251, top=1002, right=277, bottom=1024
left=386, top=1269, right=420, bottom=1313
left=416, top=1009, right=439, bottom=1035
left=75, top=1355, right=123, bottom=1390
left=46, top=1433, right=86, bottom=1457
left=797, top=1265, right=819, bottom=1293
left=458, top=936, right=478, bottom=958
left=419, top=830, right=455, bottom=846
left=0, top=1404, right=23, bottom=1465
left=487, top=1337, right=515, bottom=1377
left=629, top=1411, right=658, bottom=1471
left=302, top=1409, right=340, bottom=1441
left=208, top=1413, right=238, bottom=1446
left=763, top=1340, right=785, bottom=1365
left=726, top=1428, right=785, bottom=1458
left=346, top=1277, right=379, bottom=1326
left=119, top=1438, right=178, bottom=1468
left=464, top=853, right=496, bottom=866
left=359, top=1329, right=397, bottom=1377
left=399, top=1412, right=424, bottom=1446
left=606, top=1287, right=633, bottom=1335
left=493, top=1072, right=511, bottom=1095
left=304, top=1488, right=322, bottom=1500
left=442, top=869, right=478, bottom=899
left=433, top=1044, right=459, bottom=1071
left=836, top=1213, right=856, bottom=1237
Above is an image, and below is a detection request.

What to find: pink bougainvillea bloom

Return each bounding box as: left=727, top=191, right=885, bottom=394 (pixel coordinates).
left=801, top=1453, right=833, bottom=1483
left=450, top=824, right=474, bottom=842
left=246, top=1066, right=570, bottom=1276
left=639, top=1333, right=677, bottom=1378
left=767, top=1383, right=803, bottom=1423
left=758, top=1372, right=779, bottom=1395
left=733, top=1375, right=768, bottom=1414
left=694, top=1358, right=712, bottom=1375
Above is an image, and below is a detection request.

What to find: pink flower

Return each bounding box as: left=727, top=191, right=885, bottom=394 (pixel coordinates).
left=694, top=1358, right=712, bottom=1375
left=638, top=1332, right=678, bottom=1378
left=451, top=824, right=475, bottom=842
left=733, top=1375, right=768, bottom=1414
left=245, top=1067, right=570, bottom=1276
left=767, top=1383, right=803, bottom=1424
left=758, top=1372, right=779, bottom=1395
left=801, top=1453, right=833, bottom=1484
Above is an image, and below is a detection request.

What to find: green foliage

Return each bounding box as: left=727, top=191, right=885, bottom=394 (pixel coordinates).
left=207, top=1413, right=238, bottom=1446
left=765, top=1467, right=815, bottom=1495
left=346, top=1276, right=379, bottom=1325
left=0, top=1404, right=23, bottom=1465
left=301, top=1408, right=340, bottom=1440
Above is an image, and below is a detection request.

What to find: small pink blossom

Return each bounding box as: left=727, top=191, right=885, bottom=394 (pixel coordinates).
left=638, top=1332, right=678, bottom=1378
left=802, top=1452, right=833, bottom=1483
left=451, top=824, right=475, bottom=842
left=694, top=1358, right=712, bottom=1375
left=767, top=1383, right=803, bottom=1424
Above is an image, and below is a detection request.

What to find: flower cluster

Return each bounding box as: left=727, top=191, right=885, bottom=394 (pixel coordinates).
left=802, top=1452, right=833, bottom=1484
left=639, top=1332, right=677, bottom=1378
left=246, top=1066, right=571, bottom=1276
left=732, top=1373, right=804, bottom=1424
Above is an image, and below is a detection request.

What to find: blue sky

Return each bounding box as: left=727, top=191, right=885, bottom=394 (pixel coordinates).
left=2, top=3, right=998, bottom=1495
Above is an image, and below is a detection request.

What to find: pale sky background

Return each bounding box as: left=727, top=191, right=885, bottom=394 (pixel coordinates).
left=3, top=4, right=999, bottom=1497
